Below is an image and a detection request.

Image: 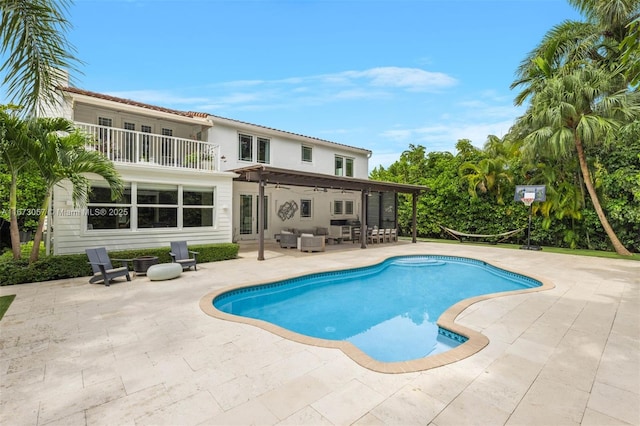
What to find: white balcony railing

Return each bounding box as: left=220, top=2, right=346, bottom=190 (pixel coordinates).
left=75, top=122, right=220, bottom=171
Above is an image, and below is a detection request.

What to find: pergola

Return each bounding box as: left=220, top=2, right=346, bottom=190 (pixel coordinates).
left=231, top=165, right=430, bottom=260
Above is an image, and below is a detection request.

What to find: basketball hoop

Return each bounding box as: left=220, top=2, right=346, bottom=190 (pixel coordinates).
left=515, top=186, right=544, bottom=251
left=521, top=192, right=535, bottom=207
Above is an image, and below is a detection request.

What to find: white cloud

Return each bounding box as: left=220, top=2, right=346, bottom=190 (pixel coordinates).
left=378, top=118, right=517, bottom=155
left=111, top=66, right=458, bottom=114
left=351, top=67, right=457, bottom=92
left=107, top=90, right=208, bottom=106
left=369, top=151, right=406, bottom=170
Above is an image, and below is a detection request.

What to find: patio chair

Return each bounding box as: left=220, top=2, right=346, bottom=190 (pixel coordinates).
left=279, top=232, right=298, bottom=249
left=170, top=241, right=199, bottom=271
left=368, top=228, right=382, bottom=244
left=300, top=234, right=325, bottom=252
left=352, top=227, right=361, bottom=243
left=86, top=247, right=132, bottom=286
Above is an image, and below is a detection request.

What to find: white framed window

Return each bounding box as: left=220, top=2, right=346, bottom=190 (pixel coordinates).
left=137, top=183, right=178, bottom=228
left=183, top=186, right=215, bottom=227
left=333, top=200, right=343, bottom=215
left=239, top=133, right=270, bottom=163
left=257, top=137, right=270, bottom=164
left=87, top=184, right=131, bottom=230
left=239, top=134, right=253, bottom=161
left=301, top=199, right=312, bottom=218
left=345, top=200, right=354, bottom=215
left=302, top=145, right=313, bottom=162
left=87, top=182, right=216, bottom=231
left=335, top=155, right=354, bottom=177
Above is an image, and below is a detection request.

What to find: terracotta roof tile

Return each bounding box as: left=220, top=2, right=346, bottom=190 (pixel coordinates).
left=61, top=86, right=208, bottom=118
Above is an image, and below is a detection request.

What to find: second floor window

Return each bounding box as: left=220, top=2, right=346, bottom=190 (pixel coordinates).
left=335, top=156, right=354, bottom=177
left=239, top=134, right=253, bottom=161
left=257, top=137, right=270, bottom=164
left=302, top=146, right=313, bottom=162
left=239, top=133, right=270, bottom=163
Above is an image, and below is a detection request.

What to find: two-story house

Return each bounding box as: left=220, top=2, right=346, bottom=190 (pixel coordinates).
left=43, top=81, right=420, bottom=256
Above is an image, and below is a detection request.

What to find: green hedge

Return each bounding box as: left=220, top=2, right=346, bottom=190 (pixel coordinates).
left=0, top=243, right=239, bottom=286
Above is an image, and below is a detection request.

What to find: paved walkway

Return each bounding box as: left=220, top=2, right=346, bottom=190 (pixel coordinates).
left=1, top=242, right=638, bottom=425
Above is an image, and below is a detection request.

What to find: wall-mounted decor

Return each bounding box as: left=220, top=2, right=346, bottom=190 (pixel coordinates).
left=278, top=200, right=298, bottom=221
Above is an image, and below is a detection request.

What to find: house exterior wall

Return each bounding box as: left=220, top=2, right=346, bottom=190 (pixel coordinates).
left=232, top=181, right=360, bottom=241
left=209, top=118, right=370, bottom=179
left=52, top=165, right=234, bottom=255
left=43, top=84, right=373, bottom=251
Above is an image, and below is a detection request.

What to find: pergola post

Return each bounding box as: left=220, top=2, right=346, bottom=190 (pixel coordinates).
left=412, top=192, right=417, bottom=243
left=360, top=190, right=368, bottom=249
left=257, top=173, right=265, bottom=261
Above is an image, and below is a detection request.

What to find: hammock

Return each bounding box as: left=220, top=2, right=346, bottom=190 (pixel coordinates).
left=440, top=225, right=524, bottom=244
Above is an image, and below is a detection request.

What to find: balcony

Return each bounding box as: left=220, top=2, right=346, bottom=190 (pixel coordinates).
left=75, top=122, right=220, bottom=171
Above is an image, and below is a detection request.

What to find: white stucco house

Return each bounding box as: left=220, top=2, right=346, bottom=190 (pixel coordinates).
left=41, top=82, right=427, bottom=257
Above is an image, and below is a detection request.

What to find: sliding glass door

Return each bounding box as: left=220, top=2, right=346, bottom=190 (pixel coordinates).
left=238, top=194, right=268, bottom=239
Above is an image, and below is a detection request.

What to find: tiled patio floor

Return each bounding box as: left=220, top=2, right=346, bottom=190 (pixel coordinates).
left=1, top=241, right=638, bottom=425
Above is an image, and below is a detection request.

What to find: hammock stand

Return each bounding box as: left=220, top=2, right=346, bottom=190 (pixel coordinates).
left=440, top=225, right=524, bottom=244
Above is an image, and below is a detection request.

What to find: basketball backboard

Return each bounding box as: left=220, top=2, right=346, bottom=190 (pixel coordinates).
left=514, top=185, right=546, bottom=202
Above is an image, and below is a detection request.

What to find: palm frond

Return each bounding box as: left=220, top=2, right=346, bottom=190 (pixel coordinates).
left=0, top=0, right=82, bottom=116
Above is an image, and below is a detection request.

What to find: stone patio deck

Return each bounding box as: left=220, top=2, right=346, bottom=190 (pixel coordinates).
left=1, top=241, right=638, bottom=425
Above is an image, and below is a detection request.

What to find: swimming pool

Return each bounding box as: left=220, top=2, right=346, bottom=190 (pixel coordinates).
left=204, top=255, right=552, bottom=373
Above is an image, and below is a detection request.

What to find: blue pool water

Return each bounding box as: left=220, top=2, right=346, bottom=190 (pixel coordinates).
left=213, top=255, right=541, bottom=363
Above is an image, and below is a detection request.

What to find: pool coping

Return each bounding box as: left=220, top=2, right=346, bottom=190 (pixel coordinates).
left=199, top=253, right=555, bottom=374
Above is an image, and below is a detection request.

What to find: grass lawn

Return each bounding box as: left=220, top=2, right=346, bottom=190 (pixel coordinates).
left=413, top=237, right=640, bottom=261
left=0, top=294, right=16, bottom=320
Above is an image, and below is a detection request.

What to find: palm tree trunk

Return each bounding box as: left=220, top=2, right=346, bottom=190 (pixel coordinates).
left=9, top=175, right=21, bottom=260
left=575, top=135, right=632, bottom=256
left=29, top=190, right=50, bottom=263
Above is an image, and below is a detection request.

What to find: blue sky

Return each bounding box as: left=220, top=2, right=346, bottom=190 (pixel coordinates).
left=2, top=0, right=582, bottom=170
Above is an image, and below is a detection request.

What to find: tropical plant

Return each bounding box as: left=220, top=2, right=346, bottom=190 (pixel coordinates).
left=459, top=135, right=520, bottom=205
left=0, top=0, right=80, bottom=116
left=619, top=18, right=640, bottom=87
left=25, top=117, right=123, bottom=262
left=0, top=105, right=34, bottom=259
left=516, top=65, right=640, bottom=255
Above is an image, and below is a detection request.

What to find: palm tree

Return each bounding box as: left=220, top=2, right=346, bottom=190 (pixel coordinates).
left=512, top=0, right=639, bottom=101
left=25, top=117, right=123, bottom=262
left=519, top=66, right=640, bottom=255
left=0, top=105, right=32, bottom=259
left=0, top=0, right=80, bottom=116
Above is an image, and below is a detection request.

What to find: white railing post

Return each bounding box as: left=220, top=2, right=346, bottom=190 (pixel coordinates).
left=173, top=137, right=177, bottom=167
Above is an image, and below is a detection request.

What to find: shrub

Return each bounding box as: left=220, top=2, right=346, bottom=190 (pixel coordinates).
left=0, top=243, right=239, bottom=286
